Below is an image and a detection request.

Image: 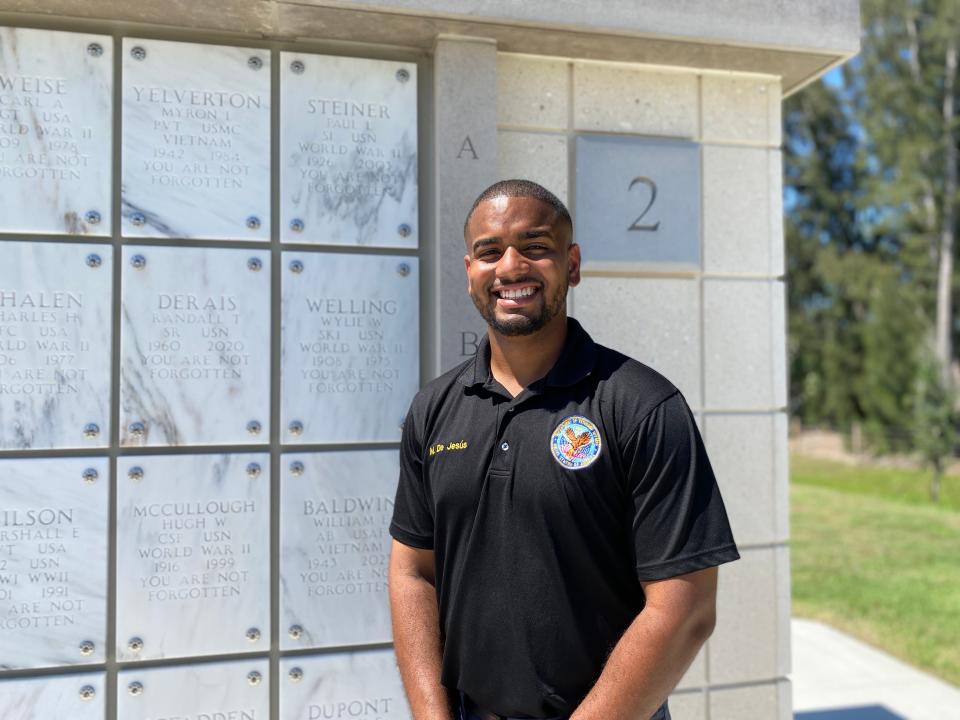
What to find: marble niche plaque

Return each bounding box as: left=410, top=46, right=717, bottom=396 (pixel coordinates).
left=118, top=659, right=269, bottom=720
left=280, top=651, right=409, bottom=720
left=281, top=253, right=419, bottom=444
left=281, top=52, right=418, bottom=247
left=122, top=38, right=270, bottom=239
left=0, top=672, right=105, bottom=720
left=120, top=246, right=270, bottom=446
left=116, top=453, right=270, bottom=661
left=0, top=27, right=112, bottom=236
left=280, top=450, right=398, bottom=649
left=575, top=135, right=701, bottom=270
left=0, top=241, right=112, bottom=450
left=0, top=457, right=107, bottom=669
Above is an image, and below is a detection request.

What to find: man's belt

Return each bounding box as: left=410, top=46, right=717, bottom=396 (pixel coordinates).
left=460, top=694, right=565, bottom=720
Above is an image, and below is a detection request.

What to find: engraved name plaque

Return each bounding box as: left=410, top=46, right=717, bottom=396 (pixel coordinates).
left=120, top=246, right=270, bottom=446
left=0, top=672, right=105, bottom=720
left=122, top=38, right=270, bottom=240
left=280, top=451, right=397, bottom=649
left=280, top=52, right=418, bottom=247
left=0, top=27, right=112, bottom=236
left=0, top=241, right=112, bottom=450
left=116, top=454, right=269, bottom=661
left=575, top=135, right=701, bottom=270
left=0, top=458, right=107, bottom=669
left=280, top=651, right=409, bottom=720
left=281, top=252, right=419, bottom=443
left=118, top=659, right=269, bottom=720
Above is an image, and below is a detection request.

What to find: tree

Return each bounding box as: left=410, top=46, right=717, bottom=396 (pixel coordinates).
left=913, top=342, right=956, bottom=501
left=785, top=0, right=960, bottom=461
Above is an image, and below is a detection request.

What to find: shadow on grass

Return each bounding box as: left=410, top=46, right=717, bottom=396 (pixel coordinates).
left=795, top=706, right=906, bottom=720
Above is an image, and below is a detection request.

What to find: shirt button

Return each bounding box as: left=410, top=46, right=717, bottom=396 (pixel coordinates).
left=501, top=441, right=509, bottom=451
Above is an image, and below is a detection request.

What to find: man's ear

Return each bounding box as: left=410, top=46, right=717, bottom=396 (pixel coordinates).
left=464, top=253, right=471, bottom=289
left=568, top=243, right=582, bottom=287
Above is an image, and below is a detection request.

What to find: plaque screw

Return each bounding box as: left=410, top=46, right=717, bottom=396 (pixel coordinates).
left=130, top=46, right=146, bottom=61
left=288, top=624, right=303, bottom=639
left=128, top=466, right=144, bottom=482
left=246, top=462, right=261, bottom=479
left=127, top=681, right=144, bottom=696
left=127, top=636, right=144, bottom=653
left=86, top=254, right=102, bottom=268
left=247, top=671, right=262, bottom=686
left=288, top=667, right=304, bottom=683
left=246, top=627, right=261, bottom=642
left=79, top=640, right=95, bottom=656
left=246, top=215, right=261, bottom=230
left=288, top=420, right=304, bottom=436
left=128, top=421, right=146, bottom=438
left=86, top=43, right=103, bottom=58
left=130, top=212, right=146, bottom=227
left=248, top=56, right=263, bottom=70
left=396, top=68, right=410, bottom=83
left=247, top=420, right=262, bottom=435
left=290, top=60, right=305, bottom=74
left=397, top=262, right=411, bottom=277
left=79, top=685, right=96, bottom=700
left=290, top=218, right=305, bottom=233
left=82, top=468, right=99, bottom=484
left=398, top=223, right=412, bottom=238
left=130, top=254, right=147, bottom=270
left=247, top=257, right=262, bottom=272
left=83, top=423, right=100, bottom=438
left=289, top=460, right=305, bottom=476
left=85, top=210, right=101, bottom=225
left=289, top=259, right=304, bottom=274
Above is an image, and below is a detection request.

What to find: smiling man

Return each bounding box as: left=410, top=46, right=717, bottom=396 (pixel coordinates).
left=388, top=179, right=739, bottom=720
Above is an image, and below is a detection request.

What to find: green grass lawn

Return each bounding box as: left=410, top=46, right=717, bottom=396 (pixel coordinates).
left=791, top=455, right=960, bottom=686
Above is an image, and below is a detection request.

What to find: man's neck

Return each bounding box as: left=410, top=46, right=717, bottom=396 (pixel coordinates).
left=487, top=314, right=568, bottom=398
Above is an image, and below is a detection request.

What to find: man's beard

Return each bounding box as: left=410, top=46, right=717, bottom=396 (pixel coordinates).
left=472, top=278, right=568, bottom=336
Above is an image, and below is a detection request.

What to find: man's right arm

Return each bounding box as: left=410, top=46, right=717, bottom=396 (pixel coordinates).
left=389, top=539, right=453, bottom=720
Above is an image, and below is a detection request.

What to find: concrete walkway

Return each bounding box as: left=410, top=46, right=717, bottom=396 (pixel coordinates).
left=791, top=618, right=960, bottom=720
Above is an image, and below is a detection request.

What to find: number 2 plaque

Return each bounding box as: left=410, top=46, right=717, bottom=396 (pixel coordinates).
left=574, top=135, right=700, bottom=270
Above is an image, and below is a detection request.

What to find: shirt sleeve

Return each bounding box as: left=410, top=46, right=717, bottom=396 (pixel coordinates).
left=625, top=391, right=739, bottom=581
left=389, top=406, right=435, bottom=549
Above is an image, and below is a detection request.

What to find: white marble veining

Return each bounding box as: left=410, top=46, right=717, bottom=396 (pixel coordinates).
left=280, top=651, right=410, bottom=720
left=121, top=38, right=270, bottom=240
left=281, top=252, right=419, bottom=444
left=574, top=135, right=701, bottom=271
left=280, top=450, right=398, bottom=650
left=0, top=28, right=112, bottom=236
left=120, top=246, right=270, bottom=446
left=118, top=659, right=269, bottom=719
left=280, top=52, right=418, bottom=247
left=0, top=241, right=112, bottom=449
left=0, top=672, right=105, bottom=719
left=115, top=453, right=270, bottom=661
left=0, top=457, right=107, bottom=669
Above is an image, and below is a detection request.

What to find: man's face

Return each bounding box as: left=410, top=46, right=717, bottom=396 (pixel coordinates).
left=464, top=195, right=581, bottom=337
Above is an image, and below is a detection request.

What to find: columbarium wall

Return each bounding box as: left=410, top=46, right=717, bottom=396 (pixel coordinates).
left=0, top=4, right=854, bottom=718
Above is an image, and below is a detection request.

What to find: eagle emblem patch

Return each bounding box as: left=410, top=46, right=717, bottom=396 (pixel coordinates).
left=550, top=415, right=602, bottom=470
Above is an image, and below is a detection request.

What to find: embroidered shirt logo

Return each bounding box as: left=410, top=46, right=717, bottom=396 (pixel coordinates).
left=550, top=415, right=602, bottom=470
left=429, top=440, right=469, bottom=457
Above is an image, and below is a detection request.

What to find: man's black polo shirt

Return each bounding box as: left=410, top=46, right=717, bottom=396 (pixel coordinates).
left=390, top=318, right=739, bottom=719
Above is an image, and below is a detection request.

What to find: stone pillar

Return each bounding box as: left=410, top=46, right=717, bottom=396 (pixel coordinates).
left=432, top=35, right=498, bottom=374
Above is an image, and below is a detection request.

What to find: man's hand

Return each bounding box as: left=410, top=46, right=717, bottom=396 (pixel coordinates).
left=570, top=566, right=720, bottom=720
left=389, top=540, right=453, bottom=720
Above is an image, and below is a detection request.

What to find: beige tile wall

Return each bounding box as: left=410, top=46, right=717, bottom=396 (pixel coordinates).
left=496, top=53, right=789, bottom=719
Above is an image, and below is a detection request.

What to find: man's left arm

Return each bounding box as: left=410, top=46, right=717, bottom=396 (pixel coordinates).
left=571, top=566, right=718, bottom=720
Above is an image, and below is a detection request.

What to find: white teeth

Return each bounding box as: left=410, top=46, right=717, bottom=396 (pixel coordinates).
left=499, top=287, right=535, bottom=299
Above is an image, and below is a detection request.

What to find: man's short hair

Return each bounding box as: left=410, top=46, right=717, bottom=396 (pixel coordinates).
left=463, top=179, right=573, bottom=239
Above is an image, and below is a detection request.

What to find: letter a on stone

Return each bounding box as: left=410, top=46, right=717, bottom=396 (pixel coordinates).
left=457, top=136, right=478, bottom=160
